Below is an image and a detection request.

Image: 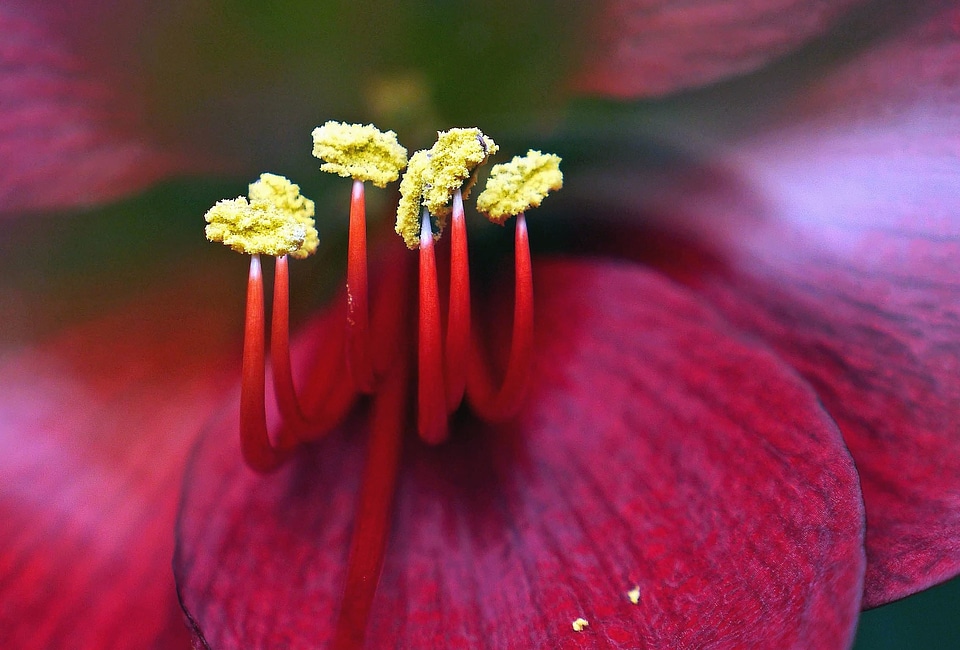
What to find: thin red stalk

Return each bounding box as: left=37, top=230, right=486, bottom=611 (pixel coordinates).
left=270, top=255, right=307, bottom=445
left=418, top=211, right=448, bottom=444
left=331, top=353, right=409, bottom=650
left=444, top=189, right=470, bottom=412
left=466, top=213, right=534, bottom=422
left=347, top=179, right=375, bottom=393
left=240, top=255, right=289, bottom=473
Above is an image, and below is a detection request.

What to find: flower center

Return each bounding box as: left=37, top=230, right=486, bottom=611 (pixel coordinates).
left=203, top=123, right=562, bottom=645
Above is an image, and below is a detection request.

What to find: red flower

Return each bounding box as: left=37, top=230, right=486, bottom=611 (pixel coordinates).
left=1, top=1, right=957, bottom=648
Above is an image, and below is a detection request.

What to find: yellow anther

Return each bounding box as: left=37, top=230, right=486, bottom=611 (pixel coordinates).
left=476, top=150, right=562, bottom=224
left=422, top=127, right=498, bottom=217
left=247, top=173, right=319, bottom=259
left=572, top=618, right=589, bottom=632
left=395, top=150, right=431, bottom=249
left=394, top=128, right=498, bottom=249
left=204, top=197, right=309, bottom=257
left=312, top=121, right=408, bottom=187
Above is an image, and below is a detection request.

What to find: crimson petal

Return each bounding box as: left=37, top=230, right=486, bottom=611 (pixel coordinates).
left=176, top=258, right=864, bottom=648
left=0, top=257, right=243, bottom=647
left=574, top=0, right=862, bottom=97
left=620, top=2, right=960, bottom=608
left=0, top=3, right=199, bottom=216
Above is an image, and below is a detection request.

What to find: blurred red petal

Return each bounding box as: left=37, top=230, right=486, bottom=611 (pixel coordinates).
left=574, top=0, right=862, bottom=97
left=0, top=259, right=243, bottom=647
left=635, top=3, right=960, bottom=607
left=0, top=3, right=201, bottom=216
left=175, top=258, right=865, bottom=648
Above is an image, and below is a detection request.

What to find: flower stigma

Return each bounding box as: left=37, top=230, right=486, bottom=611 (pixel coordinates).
left=203, top=123, right=561, bottom=648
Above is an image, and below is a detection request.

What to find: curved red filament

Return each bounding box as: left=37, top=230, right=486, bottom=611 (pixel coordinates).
left=271, top=255, right=307, bottom=442
left=466, top=213, right=534, bottom=422
left=418, top=211, right=449, bottom=444
left=444, top=189, right=470, bottom=413
left=240, top=255, right=290, bottom=472
left=346, top=179, right=375, bottom=393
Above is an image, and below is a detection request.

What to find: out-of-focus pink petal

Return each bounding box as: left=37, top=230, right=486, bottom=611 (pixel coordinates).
left=574, top=0, right=862, bottom=97
left=631, top=3, right=960, bottom=607
left=175, top=258, right=865, bottom=649
left=0, top=4, right=201, bottom=216
left=0, top=259, right=243, bottom=647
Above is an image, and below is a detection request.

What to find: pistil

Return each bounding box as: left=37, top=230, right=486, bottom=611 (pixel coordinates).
left=331, top=348, right=409, bottom=650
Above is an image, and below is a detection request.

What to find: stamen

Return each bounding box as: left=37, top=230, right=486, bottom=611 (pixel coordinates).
left=418, top=210, right=449, bottom=444
left=240, top=255, right=290, bottom=472
left=331, top=344, right=409, bottom=650
left=346, top=179, right=375, bottom=392
left=270, top=255, right=307, bottom=446
left=444, top=189, right=470, bottom=412
left=466, top=213, right=534, bottom=422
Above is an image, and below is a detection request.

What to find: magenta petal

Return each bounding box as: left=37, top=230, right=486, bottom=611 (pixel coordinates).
left=176, top=258, right=864, bottom=648
left=0, top=4, right=197, bottom=215
left=635, top=3, right=960, bottom=608
left=0, top=264, right=242, bottom=647
left=573, top=0, right=861, bottom=97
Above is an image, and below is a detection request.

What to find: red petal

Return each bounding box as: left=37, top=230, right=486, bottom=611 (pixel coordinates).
left=573, top=0, right=862, bottom=97
left=0, top=257, right=243, bottom=647
left=175, top=259, right=865, bottom=648
left=0, top=4, right=200, bottom=215
left=624, top=4, right=960, bottom=607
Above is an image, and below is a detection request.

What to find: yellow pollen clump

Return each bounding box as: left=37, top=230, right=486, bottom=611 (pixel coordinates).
left=394, top=127, right=498, bottom=249
left=205, top=197, right=309, bottom=257
left=476, top=150, right=563, bottom=224
left=395, top=149, right=431, bottom=249
left=627, top=585, right=641, bottom=605
left=247, top=173, right=319, bottom=259
left=422, top=127, right=498, bottom=217
left=572, top=618, right=589, bottom=632
left=204, top=173, right=319, bottom=258
left=312, top=121, right=408, bottom=187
